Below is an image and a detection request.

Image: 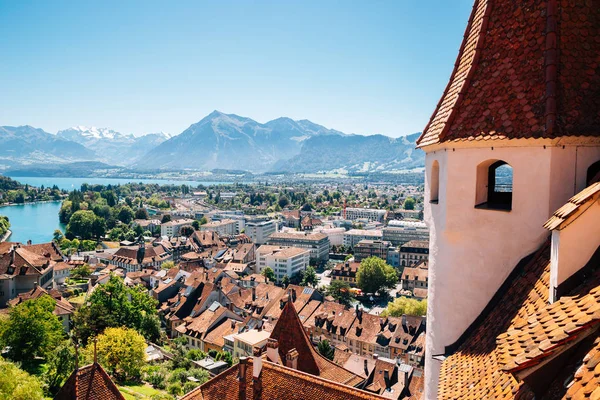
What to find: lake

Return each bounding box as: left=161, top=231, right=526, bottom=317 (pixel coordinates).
left=8, top=176, right=234, bottom=192
left=0, top=201, right=64, bottom=244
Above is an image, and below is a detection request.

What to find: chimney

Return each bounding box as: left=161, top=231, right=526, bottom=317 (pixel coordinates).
left=252, top=287, right=256, bottom=302
left=266, top=338, right=279, bottom=363
left=237, top=357, right=248, bottom=400
left=231, top=319, right=236, bottom=329
left=383, top=369, right=390, bottom=389
left=373, top=353, right=379, bottom=360
left=364, top=359, right=369, bottom=376
left=402, top=315, right=407, bottom=331
left=252, top=347, right=263, bottom=400
left=286, top=348, right=299, bottom=370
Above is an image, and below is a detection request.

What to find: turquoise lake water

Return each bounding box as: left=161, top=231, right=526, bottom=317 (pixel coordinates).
left=0, top=201, right=64, bottom=244
left=9, top=176, right=234, bottom=192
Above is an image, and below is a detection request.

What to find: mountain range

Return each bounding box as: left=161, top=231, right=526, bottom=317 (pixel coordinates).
left=0, top=112, right=424, bottom=174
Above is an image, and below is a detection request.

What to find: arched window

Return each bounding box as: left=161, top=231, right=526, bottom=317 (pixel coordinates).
left=587, top=160, right=600, bottom=185
left=430, top=160, right=440, bottom=204
left=475, top=160, right=513, bottom=211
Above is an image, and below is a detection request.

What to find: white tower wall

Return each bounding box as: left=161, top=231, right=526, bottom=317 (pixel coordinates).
left=423, top=141, right=600, bottom=399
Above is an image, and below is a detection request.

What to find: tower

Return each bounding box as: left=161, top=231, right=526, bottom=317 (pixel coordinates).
left=417, top=0, right=600, bottom=397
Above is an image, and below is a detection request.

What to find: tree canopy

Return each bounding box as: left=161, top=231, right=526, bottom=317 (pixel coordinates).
left=317, top=339, right=335, bottom=361
left=0, top=358, right=45, bottom=400
left=262, top=267, right=276, bottom=282
left=300, top=266, right=318, bottom=287
left=325, top=280, right=355, bottom=306
left=92, top=327, right=146, bottom=381
left=72, top=275, right=160, bottom=344
left=380, top=297, right=427, bottom=317
left=356, top=257, right=398, bottom=296
left=0, top=296, right=64, bottom=367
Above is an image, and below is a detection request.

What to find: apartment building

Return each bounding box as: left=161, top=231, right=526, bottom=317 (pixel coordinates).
left=255, top=245, right=311, bottom=282
left=200, top=219, right=238, bottom=236
left=353, top=240, right=392, bottom=262
left=267, top=232, right=329, bottom=261
left=345, top=208, right=387, bottom=222
left=382, top=224, right=429, bottom=247
left=399, top=240, right=429, bottom=267
left=245, top=219, right=276, bottom=244
left=401, top=261, right=428, bottom=300
left=331, top=261, right=360, bottom=287
left=343, top=229, right=383, bottom=248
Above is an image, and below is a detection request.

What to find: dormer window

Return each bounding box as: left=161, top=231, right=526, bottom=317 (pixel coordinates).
left=475, top=160, right=513, bottom=211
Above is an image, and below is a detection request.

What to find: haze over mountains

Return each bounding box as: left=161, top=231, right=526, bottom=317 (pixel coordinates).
left=0, top=111, right=424, bottom=174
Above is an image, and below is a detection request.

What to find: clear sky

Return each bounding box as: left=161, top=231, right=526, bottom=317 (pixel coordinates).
left=0, top=0, right=473, bottom=137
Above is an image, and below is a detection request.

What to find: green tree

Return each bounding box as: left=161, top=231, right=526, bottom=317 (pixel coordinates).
left=117, top=206, right=135, bottom=224
left=356, top=257, right=398, bottom=296
left=66, top=210, right=98, bottom=239
left=93, top=327, right=146, bottom=381
left=72, top=276, right=160, bottom=344
left=179, top=225, right=194, bottom=237
left=192, top=220, right=200, bottom=230
left=301, top=266, right=318, bottom=287
left=380, top=297, right=427, bottom=317
left=161, top=214, right=172, bottom=223
left=44, top=341, right=76, bottom=394
left=0, top=358, right=45, bottom=400
left=0, top=216, right=10, bottom=237
left=326, top=280, right=355, bottom=306
left=198, top=216, right=208, bottom=225
left=1, top=296, right=64, bottom=367
left=53, top=229, right=64, bottom=242
left=161, top=261, right=175, bottom=270
left=135, top=208, right=149, bottom=220
left=317, top=339, right=335, bottom=361
left=71, top=264, right=92, bottom=279
left=403, top=197, right=416, bottom=210
left=262, top=267, right=276, bottom=282
left=281, top=275, right=290, bottom=288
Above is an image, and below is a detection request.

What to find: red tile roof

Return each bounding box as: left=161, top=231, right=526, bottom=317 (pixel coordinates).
left=54, top=363, right=124, bottom=400
left=418, top=0, right=600, bottom=147
left=439, top=235, right=600, bottom=399
left=181, top=358, right=386, bottom=400
left=544, top=182, right=600, bottom=230
left=270, top=300, right=364, bottom=387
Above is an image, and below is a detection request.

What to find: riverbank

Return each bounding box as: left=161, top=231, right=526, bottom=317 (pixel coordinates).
left=0, top=229, right=11, bottom=242
left=0, top=199, right=64, bottom=207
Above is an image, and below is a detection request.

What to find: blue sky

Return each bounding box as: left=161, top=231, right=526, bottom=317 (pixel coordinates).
left=0, top=0, right=472, bottom=137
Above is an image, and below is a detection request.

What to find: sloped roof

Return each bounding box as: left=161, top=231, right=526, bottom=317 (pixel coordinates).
left=54, top=363, right=124, bottom=400
left=544, top=182, right=600, bottom=230
left=418, top=0, right=600, bottom=147
left=270, top=300, right=364, bottom=387
left=439, top=241, right=551, bottom=398
left=439, top=234, right=600, bottom=399
left=497, top=285, right=600, bottom=373
left=181, top=358, right=385, bottom=400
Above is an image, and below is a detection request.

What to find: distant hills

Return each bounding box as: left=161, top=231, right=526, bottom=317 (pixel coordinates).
left=0, top=112, right=424, bottom=175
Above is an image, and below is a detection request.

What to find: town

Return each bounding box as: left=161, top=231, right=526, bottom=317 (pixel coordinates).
left=0, top=179, right=429, bottom=399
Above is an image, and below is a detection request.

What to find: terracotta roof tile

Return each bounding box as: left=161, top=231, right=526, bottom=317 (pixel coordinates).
left=270, top=300, right=364, bottom=387
left=418, top=0, right=600, bottom=147
left=54, top=363, right=124, bottom=400
left=544, top=182, right=600, bottom=230
left=181, top=359, right=385, bottom=400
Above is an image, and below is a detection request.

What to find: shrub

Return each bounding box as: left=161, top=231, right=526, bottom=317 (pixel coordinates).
left=167, top=382, right=182, bottom=396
